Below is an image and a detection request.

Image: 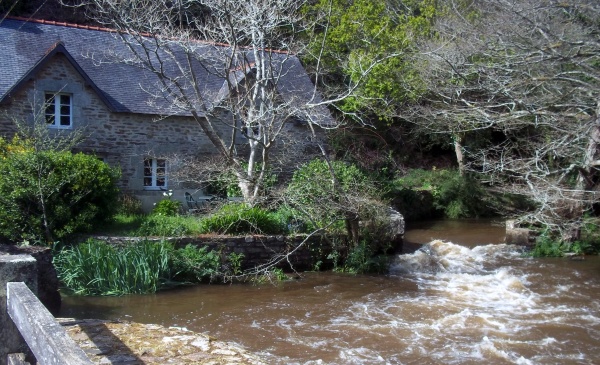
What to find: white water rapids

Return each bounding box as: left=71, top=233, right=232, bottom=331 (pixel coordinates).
left=259, top=240, right=600, bottom=364
left=61, top=238, right=600, bottom=364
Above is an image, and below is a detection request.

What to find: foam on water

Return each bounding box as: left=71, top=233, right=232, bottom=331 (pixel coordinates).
left=303, top=240, right=599, bottom=364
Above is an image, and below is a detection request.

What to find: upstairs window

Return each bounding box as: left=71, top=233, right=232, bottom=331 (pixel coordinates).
left=45, top=93, right=72, bottom=128
left=144, top=158, right=167, bottom=189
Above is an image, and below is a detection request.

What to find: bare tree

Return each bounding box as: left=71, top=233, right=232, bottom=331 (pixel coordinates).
left=66, top=0, right=342, bottom=205
left=405, top=0, right=600, bottom=238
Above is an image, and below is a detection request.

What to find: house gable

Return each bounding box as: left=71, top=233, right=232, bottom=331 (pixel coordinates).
left=1, top=41, right=120, bottom=113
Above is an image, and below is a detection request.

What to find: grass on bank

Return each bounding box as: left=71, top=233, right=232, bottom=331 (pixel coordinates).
left=53, top=239, right=224, bottom=296
left=54, top=239, right=173, bottom=296
left=99, top=202, right=290, bottom=237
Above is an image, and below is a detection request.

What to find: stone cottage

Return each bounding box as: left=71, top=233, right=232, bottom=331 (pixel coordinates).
left=0, top=17, right=333, bottom=211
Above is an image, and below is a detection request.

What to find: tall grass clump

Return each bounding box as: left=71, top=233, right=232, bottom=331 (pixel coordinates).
left=136, top=215, right=202, bottom=237
left=54, top=239, right=173, bottom=295
left=199, top=203, right=285, bottom=235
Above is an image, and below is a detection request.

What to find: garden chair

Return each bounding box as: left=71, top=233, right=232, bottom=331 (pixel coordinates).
left=185, top=192, right=200, bottom=213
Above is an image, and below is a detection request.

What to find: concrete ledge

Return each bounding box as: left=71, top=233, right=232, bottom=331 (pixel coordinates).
left=7, top=354, right=27, bottom=365
left=7, top=282, right=92, bottom=365
left=1, top=255, right=37, bottom=365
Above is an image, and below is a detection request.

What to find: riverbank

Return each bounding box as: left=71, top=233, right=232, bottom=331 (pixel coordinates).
left=58, top=318, right=266, bottom=365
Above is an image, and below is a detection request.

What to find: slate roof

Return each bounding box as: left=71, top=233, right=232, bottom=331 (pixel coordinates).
left=0, top=17, right=335, bottom=126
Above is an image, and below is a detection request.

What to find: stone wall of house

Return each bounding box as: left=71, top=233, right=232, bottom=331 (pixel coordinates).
left=0, top=53, right=328, bottom=211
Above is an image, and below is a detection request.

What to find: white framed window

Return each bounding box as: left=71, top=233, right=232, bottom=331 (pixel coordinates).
left=144, top=158, right=167, bottom=189
left=45, top=93, right=72, bottom=128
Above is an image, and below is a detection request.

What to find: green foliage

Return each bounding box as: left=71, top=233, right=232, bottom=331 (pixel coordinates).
left=206, top=164, right=277, bottom=198
left=0, top=147, right=120, bottom=242
left=152, top=199, right=181, bottom=217
left=53, top=239, right=173, bottom=296
left=531, top=219, right=600, bottom=257
left=303, top=0, right=436, bottom=118
left=205, top=170, right=242, bottom=198
left=580, top=218, right=600, bottom=253
left=54, top=240, right=228, bottom=295
left=250, top=267, right=288, bottom=284
left=269, top=267, right=288, bottom=281
left=286, top=158, right=380, bottom=231
left=170, top=244, right=221, bottom=282
left=530, top=233, right=568, bottom=258
left=152, top=190, right=181, bottom=216
left=227, top=252, right=245, bottom=275
left=198, top=203, right=285, bottom=235
left=271, top=205, right=310, bottom=234
left=391, top=168, right=491, bottom=219
left=137, top=215, right=201, bottom=237
left=338, top=241, right=390, bottom=274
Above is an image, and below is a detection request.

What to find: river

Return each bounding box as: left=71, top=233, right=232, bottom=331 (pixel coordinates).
left=60, top=220, right=600, bottom=364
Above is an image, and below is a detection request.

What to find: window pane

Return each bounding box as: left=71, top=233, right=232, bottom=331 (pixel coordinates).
left=60, top=105, right=71, bottom=115
left=45, top=95, right=55, bottom=124
left=144, top=177, right=152, bottom=186
left=60, top=116, right=70, bottom=126
left=156, top=177, right=166, bottom=186
left=45, top=113, right=55, bottom=124
left=60, top=94, right=71, bottom=105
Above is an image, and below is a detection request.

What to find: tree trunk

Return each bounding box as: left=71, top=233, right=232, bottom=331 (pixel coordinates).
left=453, top=133, right=466, bottom=176
left=576, top=101, right=600, bottom=193
left=568, top=101, right=600, bottom=240
left=345, top=215, right=360, bottom=246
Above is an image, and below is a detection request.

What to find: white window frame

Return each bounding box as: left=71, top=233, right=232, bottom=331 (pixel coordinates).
left=45, top=92, right=73, bottom=129
left=144, top=158, right=167, bottom=190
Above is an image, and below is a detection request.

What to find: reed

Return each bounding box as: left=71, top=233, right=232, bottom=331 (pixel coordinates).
left=54, top=239, right=173, bottom=296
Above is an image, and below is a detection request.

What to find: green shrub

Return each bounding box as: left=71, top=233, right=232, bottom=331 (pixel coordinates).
left=578, top=217, right=600, bottom=254
left=152, top=199, right=181, bottom=216
left=170, top=244, right=221, bottom=282
left=205, top=164, right=277, bottom=198
left=54, top=239, right=173, bottom=296
left=227, top=252, right=245, bottom=275
left=271, top=205, right=310, bottom=233
left=199, top=203, right=285, bottom=234
left=530, top=220, right=600, bottom=257
left=0, top=149, right=120, bottom=242
left=391, top=168, right=491, bottom=219
left=340, top=241, right=390, bottom=274
left=530, top=234, right=565, bottom=257
left=286, top=159, right=381, bottom=231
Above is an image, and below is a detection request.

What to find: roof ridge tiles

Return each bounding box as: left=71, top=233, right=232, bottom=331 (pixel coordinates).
left=7, top=16, right=117, bottom=33
left=5, top=16, right=292, bottom=55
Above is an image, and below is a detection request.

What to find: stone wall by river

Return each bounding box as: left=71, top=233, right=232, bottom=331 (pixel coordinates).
left=93, top=234, right=341, bottom=271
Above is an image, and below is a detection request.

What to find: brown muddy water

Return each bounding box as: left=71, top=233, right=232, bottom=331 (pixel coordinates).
left=60, top=220, right=600, bottom=364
